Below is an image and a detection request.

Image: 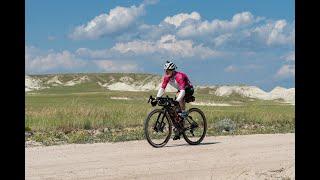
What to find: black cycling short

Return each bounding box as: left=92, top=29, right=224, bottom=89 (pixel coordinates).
left=177, top=86, right=194, bottom=97
left=185, top=86, right=194, bottom=96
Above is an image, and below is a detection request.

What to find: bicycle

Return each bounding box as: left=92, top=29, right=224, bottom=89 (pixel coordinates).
left=144, top=95, right=207, bottom=148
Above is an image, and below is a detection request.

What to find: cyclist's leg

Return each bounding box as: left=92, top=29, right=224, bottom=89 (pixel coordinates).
left=180, top=86, right=194, bottom=118
left=173, top=91, right=184, bottom=140
left=179, top=99, right=185, bottom=111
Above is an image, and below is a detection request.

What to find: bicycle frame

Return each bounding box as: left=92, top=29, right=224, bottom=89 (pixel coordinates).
left=148, top=95, right=199, bottom=133
left=154, top=107, right=188, bottom=132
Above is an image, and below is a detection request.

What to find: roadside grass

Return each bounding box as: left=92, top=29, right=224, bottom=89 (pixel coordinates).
left=25, top=90, right=294, bottom=146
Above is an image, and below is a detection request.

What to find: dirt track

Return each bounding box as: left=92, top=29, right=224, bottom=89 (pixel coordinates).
left=26, top=133, right=294, bottom=180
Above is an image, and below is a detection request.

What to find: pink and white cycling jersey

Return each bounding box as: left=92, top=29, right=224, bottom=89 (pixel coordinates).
left=161, top=71, right=193, bottom=90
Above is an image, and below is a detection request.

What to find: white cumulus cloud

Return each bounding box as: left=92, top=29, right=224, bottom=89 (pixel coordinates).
left=25, top=46, right=141, bottom=74
left=177, top=11, right=255, bottom=37
left=276, top=64, right=295, bottom=78
left=130, top=11, right=294, bottom=50
left=26, top=48, right=86, bottom=74
left=252, top=20, right=294, bottom=46
left=164, top=12, right=201, bottom=27
left=70, top=4, right=145, bottom=40
left=111, top=34, right=220, bottom=59
left=213, top=33, right=232, bottom=47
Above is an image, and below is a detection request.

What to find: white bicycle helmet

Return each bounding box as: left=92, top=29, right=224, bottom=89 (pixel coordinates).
left=163, top=61, right=177, bottom=70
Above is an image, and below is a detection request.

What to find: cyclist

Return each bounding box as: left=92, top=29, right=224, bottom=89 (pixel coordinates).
left=156, top=61, right=194, bottom=140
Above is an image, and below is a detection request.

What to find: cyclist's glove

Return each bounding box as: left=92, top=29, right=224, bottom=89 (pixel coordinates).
left=151, top=98, right=158, bottom=107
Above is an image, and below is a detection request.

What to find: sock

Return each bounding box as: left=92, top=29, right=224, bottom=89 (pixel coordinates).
left=180, top=110, right=188, bottom=118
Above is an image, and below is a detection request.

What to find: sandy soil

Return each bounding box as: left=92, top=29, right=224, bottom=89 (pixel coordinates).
left=26, top=133, right=294, bottom=180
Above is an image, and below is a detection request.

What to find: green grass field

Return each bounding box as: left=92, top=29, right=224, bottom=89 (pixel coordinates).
left=25, top=81, right=295, bottom=146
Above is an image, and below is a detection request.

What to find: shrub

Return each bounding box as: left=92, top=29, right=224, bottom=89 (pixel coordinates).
left=215, top=118, right=237, bottom=133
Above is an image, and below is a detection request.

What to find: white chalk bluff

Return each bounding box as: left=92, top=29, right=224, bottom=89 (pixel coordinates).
left=25, top=74, right=295, bottom=104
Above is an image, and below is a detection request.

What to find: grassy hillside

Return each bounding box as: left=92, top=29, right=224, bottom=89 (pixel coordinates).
left=25, top=73, right=295, bottom=146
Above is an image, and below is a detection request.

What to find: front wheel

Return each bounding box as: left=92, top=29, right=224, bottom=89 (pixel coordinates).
left=182, top=108, right=207, bottom=145
left=144, top=109, right=172, bottom=148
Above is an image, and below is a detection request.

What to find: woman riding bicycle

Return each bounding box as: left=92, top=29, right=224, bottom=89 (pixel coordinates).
left=156, top=61, right=194, bottom=140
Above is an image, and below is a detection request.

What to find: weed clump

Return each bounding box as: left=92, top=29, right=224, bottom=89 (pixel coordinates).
left=215, top=118, right=237, bottom=133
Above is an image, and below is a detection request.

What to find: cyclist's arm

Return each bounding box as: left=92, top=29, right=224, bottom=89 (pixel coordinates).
left=175, top=74, right=186, bottom=102
left=157, top=76, right=169, bottom=97
left=156, top=88, right=165, bottom=98
left=176, top=90, right=185, bottom=102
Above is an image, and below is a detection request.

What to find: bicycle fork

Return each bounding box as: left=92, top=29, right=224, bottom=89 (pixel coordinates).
left=153, top=110, right=166, bottom=132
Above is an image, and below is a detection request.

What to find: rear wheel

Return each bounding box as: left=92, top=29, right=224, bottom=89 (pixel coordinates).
left=144, top=109, right=172, bottom=148
left=182, top=108, right=207, bottom=145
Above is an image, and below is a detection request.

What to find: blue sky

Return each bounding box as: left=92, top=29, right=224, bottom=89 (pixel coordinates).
left=26, top=0, right=295, bottom=91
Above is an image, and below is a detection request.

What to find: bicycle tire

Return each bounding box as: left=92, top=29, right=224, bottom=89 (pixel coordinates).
left=144, top=109, right=172, bottom=148
left=182, top=108, right=207, bottom=145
